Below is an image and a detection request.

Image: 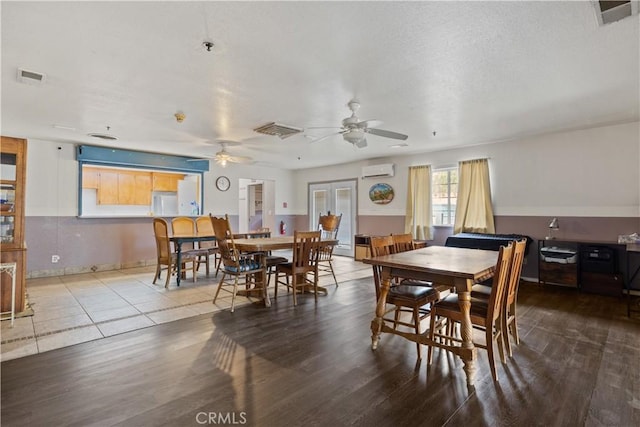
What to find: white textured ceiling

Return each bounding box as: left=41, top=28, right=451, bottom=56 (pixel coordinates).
left=2, top=1, right=638, bottom=169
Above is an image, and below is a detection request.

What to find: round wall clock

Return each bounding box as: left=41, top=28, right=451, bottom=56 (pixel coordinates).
left=216, top=176, right=230, bottom=192
left=369, top=183, right=394, bottom=205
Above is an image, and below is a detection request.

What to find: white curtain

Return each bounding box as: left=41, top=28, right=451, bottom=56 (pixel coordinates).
left=453, top=158, right=495, bottom=234
left=405, top=165, right=432, bottom=240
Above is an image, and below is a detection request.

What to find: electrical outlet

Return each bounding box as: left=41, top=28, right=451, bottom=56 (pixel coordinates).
left=51, top=255, right=60, bottom=263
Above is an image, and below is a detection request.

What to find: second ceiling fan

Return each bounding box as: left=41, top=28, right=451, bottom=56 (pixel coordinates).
left=191, top=141, right=253, bottom=167
left=309, top=100, right=408, bottom=148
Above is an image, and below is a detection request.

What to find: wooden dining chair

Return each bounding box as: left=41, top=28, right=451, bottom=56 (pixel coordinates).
left=369, top=235, right=440, bottom=359
left=317, top=212, right=342, bottom=287
left=391, top=233, right=415, bottom=253
left=471, top=238, right=527, bottom=358
left=428, top=243, right=514, bottom=382
left=152, top=218, right=198, bottom=288
left=171, top=216, right=210, bottom=276
left=274, top=230, right=322, bottom=306
left=195, top=216, right=222, bottom=276
left=210, top=215, right=266, bottom=313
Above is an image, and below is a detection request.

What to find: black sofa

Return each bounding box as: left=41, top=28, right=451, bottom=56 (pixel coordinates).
left=445, top=232, right=533, bottom=256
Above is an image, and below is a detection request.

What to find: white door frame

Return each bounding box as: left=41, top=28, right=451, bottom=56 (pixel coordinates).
left=308, top=179, right=358, bottom=257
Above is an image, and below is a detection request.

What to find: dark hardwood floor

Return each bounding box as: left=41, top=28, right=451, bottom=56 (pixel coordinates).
left=1, top=278, right=639, bottom=426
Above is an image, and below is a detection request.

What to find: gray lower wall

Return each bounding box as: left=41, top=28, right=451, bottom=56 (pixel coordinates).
left=25, top=214, right=640, bottom=290
left=25, top=214, right=298, bottom=277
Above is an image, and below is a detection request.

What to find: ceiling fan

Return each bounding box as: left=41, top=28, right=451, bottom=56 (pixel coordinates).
left=308, top=100, right=408, bottom=148
left=189, top=141, right=253, bottom=167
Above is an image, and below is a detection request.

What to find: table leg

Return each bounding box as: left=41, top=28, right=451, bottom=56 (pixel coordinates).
left=371, top=267, right=392, bottom=350
left=261, top=255, right=271, bottom=308
left=458, top=280, right=477, bottom=386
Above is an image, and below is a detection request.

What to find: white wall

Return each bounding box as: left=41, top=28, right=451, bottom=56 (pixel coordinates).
left=23, top=121, right=640, bottom=219
left=293, top=121, right=640, bottom=218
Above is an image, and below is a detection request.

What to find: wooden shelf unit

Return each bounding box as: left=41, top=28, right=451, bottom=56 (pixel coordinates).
left=1, top=136, right=27, bottom=315
left=354, top=234, right=371, bottom=261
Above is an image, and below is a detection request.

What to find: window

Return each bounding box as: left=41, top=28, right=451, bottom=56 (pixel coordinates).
left=432, top=168, right=457, bottom=226
left=76, top=145, right=208, bottom=217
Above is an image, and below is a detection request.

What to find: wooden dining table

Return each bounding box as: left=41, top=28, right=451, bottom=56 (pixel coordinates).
left=233, top=236, right=338, bottom=308
left=363, top=245, right=498, bottom=386
left=169, top=233, right=216, bottom=286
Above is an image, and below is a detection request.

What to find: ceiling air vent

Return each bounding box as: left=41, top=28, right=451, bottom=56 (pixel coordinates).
left=596, top=1, right=638, bottom=25
left=17, top=68, right=46, bottom=85
left=253, top=122, right=303, bottom=139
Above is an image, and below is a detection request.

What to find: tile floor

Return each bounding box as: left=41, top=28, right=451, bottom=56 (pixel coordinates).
left=1, top=254, right=372, bottom=361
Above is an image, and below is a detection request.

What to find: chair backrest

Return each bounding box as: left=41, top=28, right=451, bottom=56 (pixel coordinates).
left=391, top=233, right=415, bottom=253
left=291, top=230, right=322, bottom=271
left=172, top=217, right=196, bottom=249
left=369, top=235, right=396, bottom=299
left=153, top=218, right=172, bottom=262
left=210, top=214, right=239, bottom=269
left=318, top=212, right=342, bottom=239
left=486, top=243, right=515, bottom=324
left=195, top=216, right=216, bottom=249
left=505, top=238, right=527, bottom=308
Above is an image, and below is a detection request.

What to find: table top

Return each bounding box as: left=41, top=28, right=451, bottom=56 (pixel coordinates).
left=363, top=245, right=498, bottom=280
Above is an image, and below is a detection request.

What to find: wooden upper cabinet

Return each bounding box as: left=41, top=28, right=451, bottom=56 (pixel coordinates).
left=82, top=167, right=99, bottom=189
left=134, top=173, right=152, bottom=205
left=96, top=169, right=152, bottom=205
left=152, top=172, right=184, bottom=192
left=97, top=170, right=119, bottom=204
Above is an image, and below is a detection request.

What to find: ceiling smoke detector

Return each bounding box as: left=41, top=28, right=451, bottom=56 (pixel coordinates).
left=253, top=122, right=303, bottom=139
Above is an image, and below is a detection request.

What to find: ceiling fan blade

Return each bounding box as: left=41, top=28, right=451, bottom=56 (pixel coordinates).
left=230, top=155, right=254, bottom=164
left=305, top=126, right=343, bottom=130
left=365, top=128, right=408, bottom=140
left=307, top=130, right=346, bottom=143
left=356, top=119, right=383, bottom=129
left=186, top=158, right=212, bottom=162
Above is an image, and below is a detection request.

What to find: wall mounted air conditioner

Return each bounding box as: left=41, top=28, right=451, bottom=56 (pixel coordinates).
left=361, top=163, right=395, bottom=179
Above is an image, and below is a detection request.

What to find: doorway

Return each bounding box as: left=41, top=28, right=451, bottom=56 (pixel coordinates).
left=238, top=179, right=275, bottom=233
left=308, top=179, right=357, bottom=257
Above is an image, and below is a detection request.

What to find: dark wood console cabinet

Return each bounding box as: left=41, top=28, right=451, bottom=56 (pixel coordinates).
left=538, top=239, right=624, bottom=297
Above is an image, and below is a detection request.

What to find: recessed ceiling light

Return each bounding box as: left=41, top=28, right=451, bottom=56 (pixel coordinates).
left=390, top=143, right=408, bottom=148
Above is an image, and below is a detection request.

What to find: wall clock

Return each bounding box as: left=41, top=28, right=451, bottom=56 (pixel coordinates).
left=216, top=176, right=230, bottom=192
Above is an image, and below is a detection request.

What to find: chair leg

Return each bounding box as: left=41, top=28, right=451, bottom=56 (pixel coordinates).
left=231, top=276, right=239, bottom=313
left=153, top=262, right=161, bottom=284
left=165, top=264, right=172, bottom=289
left=292, top=273, right=298, bottom=306
left=510, top=304, right=520, bottom=345
left=487, top=328, right=499, bottom=382
left=213, top=273, right=226, bottom=303
left=413, top=306, right=422, bottom=360
left=502, top=313, right=513, bottom=358
left=393, top=307, right=401, bottom=330
left=427, top=312, right=437, bottom=364
left=328, top=261, right=338, bottom=287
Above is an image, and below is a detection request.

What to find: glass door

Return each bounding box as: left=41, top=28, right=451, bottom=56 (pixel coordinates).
left=309, top=180, right=357, bottom=257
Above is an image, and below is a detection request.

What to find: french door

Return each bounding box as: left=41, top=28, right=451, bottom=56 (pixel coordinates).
left=308, top=179, right=357, bottom=257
